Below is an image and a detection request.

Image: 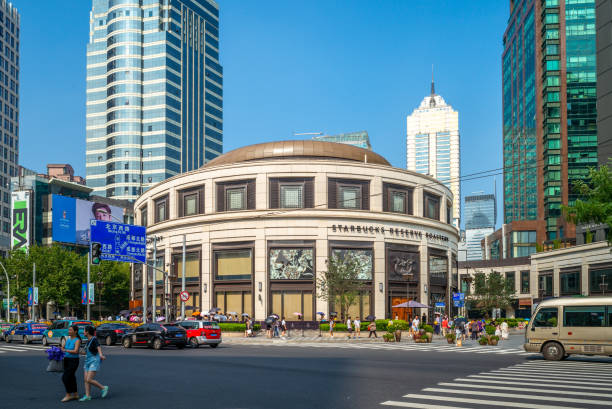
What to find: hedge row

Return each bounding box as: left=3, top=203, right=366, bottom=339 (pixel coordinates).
left=218, top=323, right=262, bottom=332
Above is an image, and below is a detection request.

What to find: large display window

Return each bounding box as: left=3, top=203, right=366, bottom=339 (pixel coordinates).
left=271, top=290, right=313, bottom=321
left=215, top=291, right=252, bottom=317
left=172, top=251, right=200, bottom=282
left=269, top=248, right=314, bottom=280
left=330, top=249, right=373, bottom=280
left=214, top=249, right=253, bottom=281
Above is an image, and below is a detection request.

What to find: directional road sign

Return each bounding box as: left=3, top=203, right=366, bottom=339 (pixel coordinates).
left=90, top=220, right=147, bottom=263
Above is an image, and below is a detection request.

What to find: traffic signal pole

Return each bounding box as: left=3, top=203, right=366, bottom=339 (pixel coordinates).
left=152, top=236, right=157, bottom=323
left=181, top=234, right=186, bottom=320
left=87, top=243, right=91, bottom=321
left=0, top=261, right=9, bottom=322
left=32, top=263, right=36, bottom=322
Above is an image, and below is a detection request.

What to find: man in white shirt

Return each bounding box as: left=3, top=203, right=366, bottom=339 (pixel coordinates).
left=346, top=316, right=352, bottom=339
left=354, top=318, right=361, bottom=338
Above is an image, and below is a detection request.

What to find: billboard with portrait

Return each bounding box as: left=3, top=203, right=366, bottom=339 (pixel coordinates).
left=52, top=194, right=124, bottom=245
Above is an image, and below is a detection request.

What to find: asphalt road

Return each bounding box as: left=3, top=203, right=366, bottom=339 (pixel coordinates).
left=1, top=341, right=611, bottom=409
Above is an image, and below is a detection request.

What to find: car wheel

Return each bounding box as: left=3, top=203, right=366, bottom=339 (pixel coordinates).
left=153, top=338, right=162, bottom=350
left=42, top=336, right=48, bottom=346
left=189, top=337, right=199, bottom=348
left=23, top=335, right=29, bottom=345
left=105, top=335, right=113, bottom=346
left=209, top=343, right=218, bottom=348
left=122, top=337, right=132, bottom=348
left=542, top=342, right=564, bottom=361
left=60, top=337, right=66, bottom=348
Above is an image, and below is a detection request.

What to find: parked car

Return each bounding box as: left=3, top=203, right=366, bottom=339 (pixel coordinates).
left=42, top=320, right=92, bottom=347
left=9, top=323, right=48, bottom=344
left=95, top=323, right=134, bottom=346
left=2, top=325, right=15, bottom=342
left=121, top=323, right=187, bottom=350
left=0, top=322, right=13, bottom=341
left=174, top=320, right=222, bottom=348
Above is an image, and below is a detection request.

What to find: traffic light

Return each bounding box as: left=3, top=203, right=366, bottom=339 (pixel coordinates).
left=91, top=242, right=102, bottom=265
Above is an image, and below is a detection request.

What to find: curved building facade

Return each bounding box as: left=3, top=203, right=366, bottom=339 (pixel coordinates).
left=133, top=141, right=459, bottom=321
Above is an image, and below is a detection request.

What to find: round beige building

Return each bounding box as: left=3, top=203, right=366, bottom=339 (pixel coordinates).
left=132, top=140, right=459, bottom=323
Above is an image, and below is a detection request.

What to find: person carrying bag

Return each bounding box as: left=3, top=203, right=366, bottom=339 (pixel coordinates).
left=79, top=325, right=109, bottom=401
left=60, top=325, right=82, bottom=402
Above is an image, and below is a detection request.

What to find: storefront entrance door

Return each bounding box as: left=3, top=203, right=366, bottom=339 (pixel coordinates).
left=391, top=297, right=414, bottom=321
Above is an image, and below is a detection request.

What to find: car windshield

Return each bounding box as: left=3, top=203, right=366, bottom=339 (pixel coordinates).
left=202, top=322, right=220, bottom=329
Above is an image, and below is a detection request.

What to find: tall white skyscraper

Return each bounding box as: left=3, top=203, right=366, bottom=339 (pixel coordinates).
left=406, top=78, right=460, bottom=227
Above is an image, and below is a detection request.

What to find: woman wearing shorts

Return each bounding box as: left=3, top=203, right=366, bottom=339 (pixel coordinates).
left=80, top=326, right=109, bottom=401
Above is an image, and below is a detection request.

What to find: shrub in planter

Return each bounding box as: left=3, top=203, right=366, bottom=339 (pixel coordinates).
left=422, top=324, right=434, bottom=333
left=445, top=333, right=456, bottom=344
left=425, top=332, right=433, bottom=343
left=383, top=333, right=394, bottom=342
left=485, top=325, right=496, bottom=335
left=478, top=336, right=489, bottom=345
left=412, top=329, right=425, bottom=341
left=488, top=335, right=500, bottom=345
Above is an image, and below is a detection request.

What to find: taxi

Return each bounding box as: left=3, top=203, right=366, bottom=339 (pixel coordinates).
left=5, top=322, right=48, bottom=344
left=0, top=322, right=12, bottom=341
left=2, top=324, right=15, bottom=342
left=42, top=320, right=92, bottom=347
left=174, top=320, right=222, bottom=348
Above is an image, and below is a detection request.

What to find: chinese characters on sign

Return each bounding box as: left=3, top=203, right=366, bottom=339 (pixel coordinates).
left=90, top=220, right=147, bottom=263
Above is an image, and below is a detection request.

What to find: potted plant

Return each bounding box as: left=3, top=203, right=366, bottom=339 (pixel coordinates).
left=422, top=333, right=431, bottom=343
left=388, top=323, right=402, bottom=342
left=445, top=333, right=456, bottom=344
left=383, top=333, right=394, bottom=342
left=478, top=336, right=488, bottom=346
left=488, top=335, right=499, bottom=346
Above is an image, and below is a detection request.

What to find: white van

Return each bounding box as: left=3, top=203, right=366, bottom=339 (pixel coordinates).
left=524, top=296, right=612, bottom=360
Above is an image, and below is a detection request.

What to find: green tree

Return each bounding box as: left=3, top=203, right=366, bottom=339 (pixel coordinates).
left=562, top=165, right=612, bottom=244
left=316, top=253, right=367, bottom=319
left=469, top=271, right=515, bottom=318
left=91, top=260, right=131, bottom=315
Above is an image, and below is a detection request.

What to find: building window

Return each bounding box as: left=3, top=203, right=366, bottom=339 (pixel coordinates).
left=140, top=206, right=148, bottom=227
left=564, top=306, right=605, bottom=327
left=328, top=178, right=369, bottom=210
left=331, top=248, right=373, bottom=280
left=589, top=268, right=612, bottom=294
left=271, top=290, right=313, bottom=321
left=423, top=193, right=440, bottom=220
left=520, top=270, right=530, bottom=294
left=269, top=178, right=314, bottom=209
left=280, top=184, right=303, bottom=209
left=216, top=180, right=255, bottom=212
left=214, top=249, right=252, bottom=281
left=226, top=187, right=246, bottom=211
left=339, top=185, right=360, bottom=209
left=179, top=186, right=204, bottom=217
left=215, top=290, right=252, bottom=318
left=154, top=196, right=168, bottom=223
left=505, top=271, right=515, bottom=293
left=269, top=248, right=314, bottom=280
left=539, top=273, right=553, bottom=297
left=560, top=271, right=580, bottom=295
left=383, top=183, right=413, bottom=214
left=172, top=251, right=200, bottom=282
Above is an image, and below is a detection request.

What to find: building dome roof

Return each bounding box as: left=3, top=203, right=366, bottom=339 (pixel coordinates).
left=203, top=140, right=390, bottom=168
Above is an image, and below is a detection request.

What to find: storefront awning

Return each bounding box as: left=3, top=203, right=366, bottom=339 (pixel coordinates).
left=519, top=298, right=532, bottom=306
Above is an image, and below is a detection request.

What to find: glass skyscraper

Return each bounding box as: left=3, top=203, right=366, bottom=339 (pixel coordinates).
left=464, top=194, right=496, bottom=260
left=0, top=1, right=18, bottom=256
left=502, top=0, right=597, bottom=241
left=407, top=80, right=460, bottom=227
left=86, top=0, right=223, bottom=200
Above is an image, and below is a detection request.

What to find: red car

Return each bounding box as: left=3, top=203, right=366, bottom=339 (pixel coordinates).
left=175, top=320, right=222, bottom=348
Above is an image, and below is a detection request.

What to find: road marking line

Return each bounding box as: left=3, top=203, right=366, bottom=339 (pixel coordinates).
left=489, top=369, right=612, bottom=379
left=421, top=387, right=612, bottom=405
left=511, top=365, right=612, bottom=374
left=454, top=377, right=612, bottom=391
left=521, top=362, right=612, bottom=370
left=436, top=382, right=612, bottom=398
left=468, top=374, right=612, bottom=386
left=0, top=347, right=30, bottom=351
left=380, top=400, right=472, bottom=409
left=400, top=394, right=586, bottom=409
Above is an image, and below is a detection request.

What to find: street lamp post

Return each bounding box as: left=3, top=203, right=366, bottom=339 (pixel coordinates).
left=0, top=261, right=9, bottom=322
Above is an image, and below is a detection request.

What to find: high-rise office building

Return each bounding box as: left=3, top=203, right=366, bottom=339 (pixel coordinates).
left=312, top=130, right=372, bottom=150
left=86, top=0, right=223, bottom=201
left=502, top=0, right=598, bottom=242
left=406, top=78, right=460, bottom=227
left=464, top=194, right=496, bottom=261
left=1, top=1, right=19, bottom=257
left=597, top=0, right=612, bottom=166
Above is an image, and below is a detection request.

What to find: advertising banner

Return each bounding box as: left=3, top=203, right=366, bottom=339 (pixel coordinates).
left=88, top=283, right=95, bottom=305
left=28, top=287, right=33, bottom=306
left=11, top=191, right=31, bottom=252
left=90, top=220, right=146, bottom=263
left=52, top=195, right=124, bottom=244
left=81, top=283, right=87, bottom=305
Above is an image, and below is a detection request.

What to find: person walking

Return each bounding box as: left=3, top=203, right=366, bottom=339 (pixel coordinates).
left=281, top=317, right=287, bottom=337
left=433, top=315, right=440, bottom=336
left=346, top=316, right=352, bottom=339
left=245, top=319, right=251, bottom=338
left=60, top=325, right=82, bottom=402
left=411, top=316, right=420, bottom=334
left=470, top=320, right=479, bottom=340
left=500, top=320, right=509, bottom=340
left=367, top=320, right=377, bottom=338
left=354, top=317, right=361, bottom=338
left=441, top=316, right=448, bottom=336
left=329, top=318, right=335, bottom=337
left=80, top=326, right=108, bottom=401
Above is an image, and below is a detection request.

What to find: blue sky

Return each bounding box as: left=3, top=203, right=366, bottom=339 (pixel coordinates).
left=14, top=0, right=508, bottom=229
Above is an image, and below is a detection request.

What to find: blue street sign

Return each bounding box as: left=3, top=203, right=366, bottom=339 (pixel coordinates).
left=453, top=300, right=465, bottom=308
left=452, top=292, right=465, bottom=302
left=435, top=302, right=445, bottom=308
left=90, top=220, right=147, bottom=263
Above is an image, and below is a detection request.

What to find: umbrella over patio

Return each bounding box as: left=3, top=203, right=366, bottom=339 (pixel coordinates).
left=241, top=313, right=250, bottom=317
left=392, top=300, right=429, bottom=308
left=365, top=315, right=376, bottom=321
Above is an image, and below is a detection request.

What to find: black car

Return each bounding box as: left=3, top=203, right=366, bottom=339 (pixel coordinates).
left=96, top=323, right=134, bottom=346
left=121, top=323, right=187, bottom=350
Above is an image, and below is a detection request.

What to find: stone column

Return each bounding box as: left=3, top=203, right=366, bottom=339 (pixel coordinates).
left=419, top=239, right=429, bottom=323
left=201, top=235, right=211, bottom=314
left=254, top=232, right=267, bottom=320
left=315, top=234, right=328, bottom=318
left=374, top=239, right=386, bottom=319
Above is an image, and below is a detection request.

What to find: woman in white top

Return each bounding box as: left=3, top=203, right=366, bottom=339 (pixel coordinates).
left=500, top=321, right=509, bottom=340
left=353, top=318, right=360, bottom=338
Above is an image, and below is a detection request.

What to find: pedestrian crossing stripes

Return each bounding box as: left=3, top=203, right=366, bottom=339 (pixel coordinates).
left=232, top=340, right=534, bottom=355
left=0, top=344, right=47, bottom=354
left=381, top=360, right=612, bottom=409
